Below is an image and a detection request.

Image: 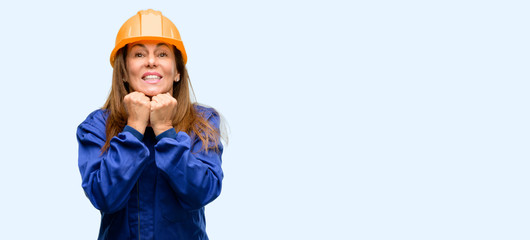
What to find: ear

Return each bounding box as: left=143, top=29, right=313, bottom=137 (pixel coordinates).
left=174, top=73, right=181, bottom=82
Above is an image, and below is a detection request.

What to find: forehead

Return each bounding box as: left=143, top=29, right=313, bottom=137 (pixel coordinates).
left=128, top=40, right=172, bottom=50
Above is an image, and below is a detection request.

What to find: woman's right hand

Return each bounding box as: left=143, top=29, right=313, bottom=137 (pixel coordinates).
left=124, top=92, right=151, bottom=135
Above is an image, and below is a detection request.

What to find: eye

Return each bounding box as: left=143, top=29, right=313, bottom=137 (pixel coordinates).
left=158, top=52, right=168, bottom=57
left=134, top=52, right=144, bottom=57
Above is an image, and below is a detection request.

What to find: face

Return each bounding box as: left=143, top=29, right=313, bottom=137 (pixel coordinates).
left=125, top=40, right=180, bottom=96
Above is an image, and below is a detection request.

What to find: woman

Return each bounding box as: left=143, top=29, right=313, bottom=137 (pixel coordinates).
left=77, top=9, right=224, bottom=240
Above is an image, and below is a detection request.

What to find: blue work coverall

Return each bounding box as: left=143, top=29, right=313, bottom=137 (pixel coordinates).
left=77, top=106, right=223, bottom=240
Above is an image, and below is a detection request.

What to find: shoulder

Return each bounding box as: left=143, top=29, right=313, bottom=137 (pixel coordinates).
left=80, top=109, right=109, bottom=127
left=77, top=109, right=109, bottom=138
left=194, top=104, right=219, bottom=120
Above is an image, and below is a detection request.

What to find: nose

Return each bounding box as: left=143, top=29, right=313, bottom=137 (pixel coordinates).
left=147, top=54, right=157, bottom=68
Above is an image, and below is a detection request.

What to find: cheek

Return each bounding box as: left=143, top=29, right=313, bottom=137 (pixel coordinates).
left=163, top=64, right=178, bottom=78
left=126, top=60, right=142, bottom=76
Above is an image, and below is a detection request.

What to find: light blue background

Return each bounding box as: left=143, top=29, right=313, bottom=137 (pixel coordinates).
left=0, top=0, right=528, bottom=239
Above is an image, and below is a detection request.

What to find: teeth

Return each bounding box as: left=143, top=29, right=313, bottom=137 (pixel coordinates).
left=144, top=75, right=161, bottom=80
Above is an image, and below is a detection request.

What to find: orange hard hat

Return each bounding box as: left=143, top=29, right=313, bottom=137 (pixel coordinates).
left=110, top=9, right=187, bottom=67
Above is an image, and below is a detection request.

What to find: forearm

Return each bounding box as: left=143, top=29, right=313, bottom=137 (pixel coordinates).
left=79, top=130, right=150, bottom=213
left=154, top=129, right=223, bottom=209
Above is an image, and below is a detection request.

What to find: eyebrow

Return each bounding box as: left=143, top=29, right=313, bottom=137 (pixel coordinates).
left=130, top=43, right=170, bottom=49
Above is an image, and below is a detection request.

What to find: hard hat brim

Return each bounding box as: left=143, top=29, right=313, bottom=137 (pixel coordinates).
left=110, top=36, right=187, bottom=67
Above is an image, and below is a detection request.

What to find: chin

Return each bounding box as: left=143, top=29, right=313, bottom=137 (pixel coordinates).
left=143, top=91, right=158, bottom=97
left=140, top=88, right=171, bottom=97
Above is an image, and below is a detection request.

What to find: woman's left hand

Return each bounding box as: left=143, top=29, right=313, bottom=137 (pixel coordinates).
left=150, top=93, right=178, bottom=136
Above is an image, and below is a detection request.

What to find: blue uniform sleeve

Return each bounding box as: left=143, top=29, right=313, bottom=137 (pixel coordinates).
left=77, top=110, right=151, bottom=213
left=123, top=125, right=144, bottom=141
left=154, top=111, right=224, bottom=210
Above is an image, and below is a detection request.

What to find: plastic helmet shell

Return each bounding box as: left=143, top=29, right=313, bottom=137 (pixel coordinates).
left=110, top=9, right=187, bottom=67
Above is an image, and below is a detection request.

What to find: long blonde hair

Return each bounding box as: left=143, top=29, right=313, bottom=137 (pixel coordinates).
left=101, top=46, right=220, bottom=152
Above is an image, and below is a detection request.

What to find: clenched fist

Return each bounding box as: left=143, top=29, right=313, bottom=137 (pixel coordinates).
left=150, top=93, right=178, bottom=136
left=124, top=92, right=151, bottom=135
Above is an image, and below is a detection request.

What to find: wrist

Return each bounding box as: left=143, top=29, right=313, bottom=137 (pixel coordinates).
left=152, top=124, right=173, bottom=136
left=127, top=121, right=147, bottom=135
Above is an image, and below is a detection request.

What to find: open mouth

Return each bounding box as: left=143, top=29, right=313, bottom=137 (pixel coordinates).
left=142, top=72, right=162, bottom=83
